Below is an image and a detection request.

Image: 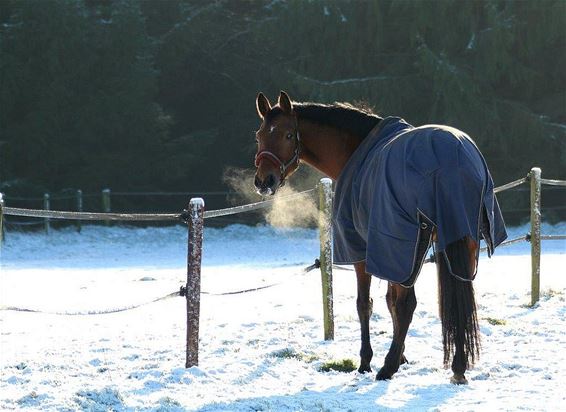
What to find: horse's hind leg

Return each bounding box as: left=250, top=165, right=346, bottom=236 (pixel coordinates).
left=354, top=262, right=373, bottom=373
left=376, top=282, right=416, bottom=380
left=437, top=236, right=480, bottom=385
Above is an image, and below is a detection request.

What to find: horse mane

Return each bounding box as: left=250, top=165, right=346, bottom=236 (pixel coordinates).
left=293, top=101, right=382, bottom=140
left=265, top=101, right=381, bottom=140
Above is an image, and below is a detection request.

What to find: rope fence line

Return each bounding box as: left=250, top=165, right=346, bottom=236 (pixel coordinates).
left=1, top=188, right=317, bottom=222
left=541, top=234, right=566, bottom=240
left=540, top=178, right=566, bottom=187
left=494, top=176, right=529, bottom=193
left=2, top=207, right=180, bottom=222
left=335, top=233, right=566, bottom=269
left=204, top=189, right=316, bottom=219
left=1, top=174, right=563, bottom=223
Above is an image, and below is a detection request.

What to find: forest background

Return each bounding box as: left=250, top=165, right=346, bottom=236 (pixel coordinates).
left=0, top=0, right=564, bottom=224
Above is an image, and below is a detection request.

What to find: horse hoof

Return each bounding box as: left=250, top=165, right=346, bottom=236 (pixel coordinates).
left=450, top=374, right=468, bottom=385
left=358, top=365, right=372, bottom=374
left=376, top=369, right=392, bottom=381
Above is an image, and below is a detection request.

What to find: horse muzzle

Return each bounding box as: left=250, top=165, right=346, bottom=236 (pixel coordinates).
left=254, top=173, right=280, bottom=196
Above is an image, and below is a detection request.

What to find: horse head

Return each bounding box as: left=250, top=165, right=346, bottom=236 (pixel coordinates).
left=253, top=91, right=301, bottom=196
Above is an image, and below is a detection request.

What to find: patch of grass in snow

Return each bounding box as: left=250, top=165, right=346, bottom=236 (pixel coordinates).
left=521, top=288, right=564, bottom=308
left=17, top=391, right=49, bottom=407
left=14, top=362, right=28, bottom=370
left=75, top=387, right=124, bottom=410
left=318, top=358, right=357, bottom=373
left=157, top=396, right=182, bottom=410
left=485, top=317, right=507, bottom=326
left=542, top=288, right=564, bottom=299
left=269, top=348, right=319, bottom=363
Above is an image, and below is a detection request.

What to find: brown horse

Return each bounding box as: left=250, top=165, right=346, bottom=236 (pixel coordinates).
left=253, top=91, right=507, bottom=384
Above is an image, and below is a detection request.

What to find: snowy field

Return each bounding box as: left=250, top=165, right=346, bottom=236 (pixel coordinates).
left=1, top=222, right=565, bottom=411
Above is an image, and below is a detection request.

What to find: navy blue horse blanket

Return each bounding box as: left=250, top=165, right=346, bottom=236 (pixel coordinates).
left=333, top=117, right=507, bottom=286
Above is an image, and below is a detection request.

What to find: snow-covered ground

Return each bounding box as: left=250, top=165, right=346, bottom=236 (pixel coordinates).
left=1, top=222, right=565, bottom=411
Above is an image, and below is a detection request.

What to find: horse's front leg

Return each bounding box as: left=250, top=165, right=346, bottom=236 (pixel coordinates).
left=376, top=282, right=417, bottom=380
left=354, top=262, right=373, bottom=373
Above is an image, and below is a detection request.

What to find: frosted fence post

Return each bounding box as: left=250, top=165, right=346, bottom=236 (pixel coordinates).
left=530, top=167, right=541, bottom=306
left=318, top=178, right=334, bottom=340
left=0, top=193, right=4, bottom=245
left=186, top=197, right=204, bottom=368
left=76, top=189, right=83, bottom=233
left=44, top=193, right=50, bottom=235
left=102, top=188, right=111, bottom=226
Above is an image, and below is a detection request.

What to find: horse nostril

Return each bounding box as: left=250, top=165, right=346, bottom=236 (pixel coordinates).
left=266, top=174, right=275, bottom=188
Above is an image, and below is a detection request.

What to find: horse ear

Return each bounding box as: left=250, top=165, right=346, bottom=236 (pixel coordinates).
left=256, top=92, right=272, bottom=119
left=278, top=91, right=293, bottom=114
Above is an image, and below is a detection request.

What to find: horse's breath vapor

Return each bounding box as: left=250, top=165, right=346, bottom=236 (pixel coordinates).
left=223, top=167, right=318, bottom=228
left=223, top=167, right=256, bottom=201
left=265, top=185, right=317, bottom=228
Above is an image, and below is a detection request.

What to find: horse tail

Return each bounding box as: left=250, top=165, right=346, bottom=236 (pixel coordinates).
left=437, top=237, right=480, bottom=371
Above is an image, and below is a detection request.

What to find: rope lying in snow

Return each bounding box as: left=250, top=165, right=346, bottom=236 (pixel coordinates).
left=0, top=291, right=181, bottom=316
left=0, top=261, right=321, bottom=316
left=2, top=232, right=563, bottom=314
left=198, top=259, right=321, bottom=296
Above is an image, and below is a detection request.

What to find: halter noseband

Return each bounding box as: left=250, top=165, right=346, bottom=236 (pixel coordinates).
left=254, top=130, right=301, bottom=187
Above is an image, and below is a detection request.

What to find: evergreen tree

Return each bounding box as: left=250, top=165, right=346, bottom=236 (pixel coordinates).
left=0, top=0, right=563, bottom=220
left=0, top=0, right=169, bottom=194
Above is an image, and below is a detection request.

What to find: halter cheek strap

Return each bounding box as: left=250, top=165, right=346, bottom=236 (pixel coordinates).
left=254, top=132, right=301, bottom=187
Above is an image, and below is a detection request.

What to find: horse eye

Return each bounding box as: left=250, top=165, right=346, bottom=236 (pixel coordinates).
left=286, top=133, right=293, bottom=140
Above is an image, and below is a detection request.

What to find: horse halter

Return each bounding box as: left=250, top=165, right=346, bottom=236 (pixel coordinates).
left=254, top=127, right=301, bottom=188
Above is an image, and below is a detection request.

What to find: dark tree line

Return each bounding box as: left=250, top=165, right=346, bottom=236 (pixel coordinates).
left=0, top=0, right=564, bottom=220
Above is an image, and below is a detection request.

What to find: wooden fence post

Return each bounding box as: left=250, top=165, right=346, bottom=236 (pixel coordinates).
left=76, top=189, right=83, bottom=233
left=0, top=193, right=4, bottom=245
left=102, top=188, right=111, bottom=226
left=318, top=178, right=334, bottom=340
left=530, top=167, right=541, bottom=306
left=43, top=193, right=50, bottom=235
left=186, top=197, right=204, bottom=368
